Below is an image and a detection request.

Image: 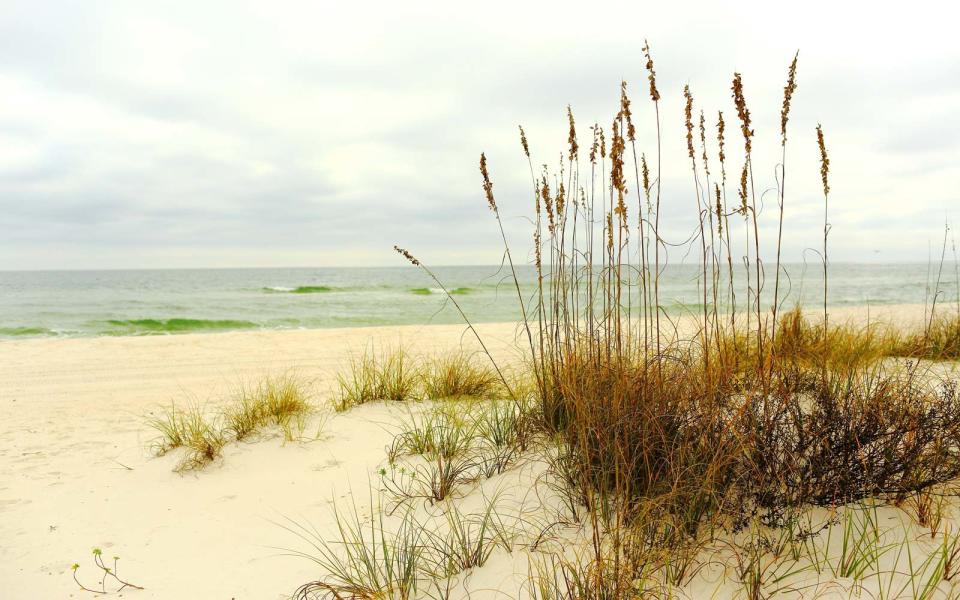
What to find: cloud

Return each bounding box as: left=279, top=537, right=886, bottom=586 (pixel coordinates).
left=0, top=0, right=956, bottom=269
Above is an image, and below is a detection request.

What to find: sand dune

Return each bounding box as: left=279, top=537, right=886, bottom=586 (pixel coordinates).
left=0, top=305, right=951, bottom=598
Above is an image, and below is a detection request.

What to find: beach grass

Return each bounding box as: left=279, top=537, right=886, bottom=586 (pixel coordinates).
left=334, top=348, right=419, bottom=411
left=147, top=374, right=317, bottom=472
left=146, top=403, right=226, bottom=472
left=288, top=45, right=960, bottom=599
left=419, top=352, right=502, bottom=400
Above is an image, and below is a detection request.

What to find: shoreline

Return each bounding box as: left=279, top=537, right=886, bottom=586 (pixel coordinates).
left=0, top=300, right=940, bottom=343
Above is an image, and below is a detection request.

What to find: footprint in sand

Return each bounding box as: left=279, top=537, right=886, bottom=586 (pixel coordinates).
left=310, top=459, right=341, bottom=472
left=0, top=498, right=30, bottom=512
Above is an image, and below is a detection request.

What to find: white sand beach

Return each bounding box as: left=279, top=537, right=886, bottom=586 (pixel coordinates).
left=0, top=304, right=955, bottom=599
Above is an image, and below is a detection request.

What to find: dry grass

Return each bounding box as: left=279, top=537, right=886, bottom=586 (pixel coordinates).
left=891, top=314, right=960, bottom=360
left=147, top=403, right=227, bottom=472
left=419, top=352, right=501, bottom=400
left=334, top=348, right=419, bottom=411
left=148, top=374, right=316, bottom=472
left=382, top=43, right=960, bottom=597
left=290, top=46, right=960, bottom=598
left=224, top=374, right=314, bottom=440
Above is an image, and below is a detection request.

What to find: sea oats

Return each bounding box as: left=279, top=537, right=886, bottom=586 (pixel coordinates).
left=699, top=110, right=710, bottom=177
left=732, top=73, right=753, bottom=154
left=738, top=163, right=749, bottom=215
left=642, top=40, right=660, bottom=101
left=717, top=111, right=727, bottom=180
left=566, top=106, right=578, bottom=161
left=394, top=246, right=420, bottom=266
left=781, top=52, right=799, bottom=146
left=683, top=85, right=695, bottom=161
left=589, top=124, right=598, bottom=165
left=817, top=124, right=830, bottom=196
left=715, top=184, right=723, bottom=235
left=620, top=81, right=636, bottom=142
left=479, top=153, right=496, bottom=211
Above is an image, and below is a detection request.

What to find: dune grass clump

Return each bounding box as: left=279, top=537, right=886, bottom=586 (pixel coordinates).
left=332, top=350, right=508, bottom=412
left=382, top=407, right=483, bottom=504
left=767, top=307, right=897, bottom=373
left=382, top=399, right=534, bottom=504
left=147, top=403, right=227, bottom=472
left=334, top=348, right=419, bottom=411
left=386, top=406, right=477, bottom=463
left=224, top=374, right=314, bottom=440
left=379, top=42, right=960, bottom=596
left=147, top=374, right=317, bottom=472
left=891, top=314, right=960, bottom=361
left=289, top=496, right=425, bottom=600
left=287, top=491, right=517, bottom=600
left=420, top=352, right=501, bottom=400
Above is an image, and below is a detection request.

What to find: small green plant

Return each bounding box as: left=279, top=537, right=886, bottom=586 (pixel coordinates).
left=71, top=547, right=143, bottom=594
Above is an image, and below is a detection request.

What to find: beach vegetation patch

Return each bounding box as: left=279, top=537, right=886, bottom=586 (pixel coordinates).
left=224, top=374, right=314, bottom=440
left=377, top=44, right=960, bottom=597
left=419, top=352, right=502, bottom=400
left=334, top=348, right=418, bottom=411
left=147, top=374, right=318, bottom=472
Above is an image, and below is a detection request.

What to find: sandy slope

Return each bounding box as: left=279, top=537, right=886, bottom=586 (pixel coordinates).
left=0, top=304, right=952, bottom=599
left=0, top=322, right=523, bottom=599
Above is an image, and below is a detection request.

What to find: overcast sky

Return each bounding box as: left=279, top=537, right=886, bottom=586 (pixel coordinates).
left=0, top=0, right=957, bottom=270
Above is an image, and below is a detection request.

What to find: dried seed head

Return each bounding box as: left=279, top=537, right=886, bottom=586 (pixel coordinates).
left=533, top=228, right=542, bottom=272
left=641, top=153, right=651, bottom=200
left=606, top=211, right=614, bottom=253
left=610, top=117, right=628, bottom=225
left=589, top=125, right=598, bottom=165
left=479, top=153, right=496, bottom=212
left=620, top=81, right=636, bottom=142
left=714, top=183, right=723, bottom=235
left=599, top=127, right=606, bottom=159
left=683, top=85, right=695, bottom=161
left=566, top=106, right=578, bottom=161
left=699, top=110, right=710, bottom=177
left=717, top=111, right=727, bottom=175
left=540, top=170, right=555, bottom=234
left=557, top=180, right=566, bottom=216
left=394, top=246, right=420, bottom=266
left=816, top=124, right=830, bottom=196
left=781, top=52, right=799, bottom=146
left=642, top=40, right=660, bottom=102
left=518, top=125, right=530, bottom=158
left=738, top=163, right=749, bottom=215
left=731, top=73, right=753, bottom=154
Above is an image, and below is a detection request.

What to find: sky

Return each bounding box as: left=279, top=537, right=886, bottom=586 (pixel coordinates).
left=0, top=0, right=957, bottom=270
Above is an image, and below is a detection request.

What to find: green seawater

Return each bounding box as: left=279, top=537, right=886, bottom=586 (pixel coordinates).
left=0, top=264, right=946, bottom=339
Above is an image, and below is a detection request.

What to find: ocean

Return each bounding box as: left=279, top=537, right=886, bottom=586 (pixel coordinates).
left=0, top=264, right=947, bottom=338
